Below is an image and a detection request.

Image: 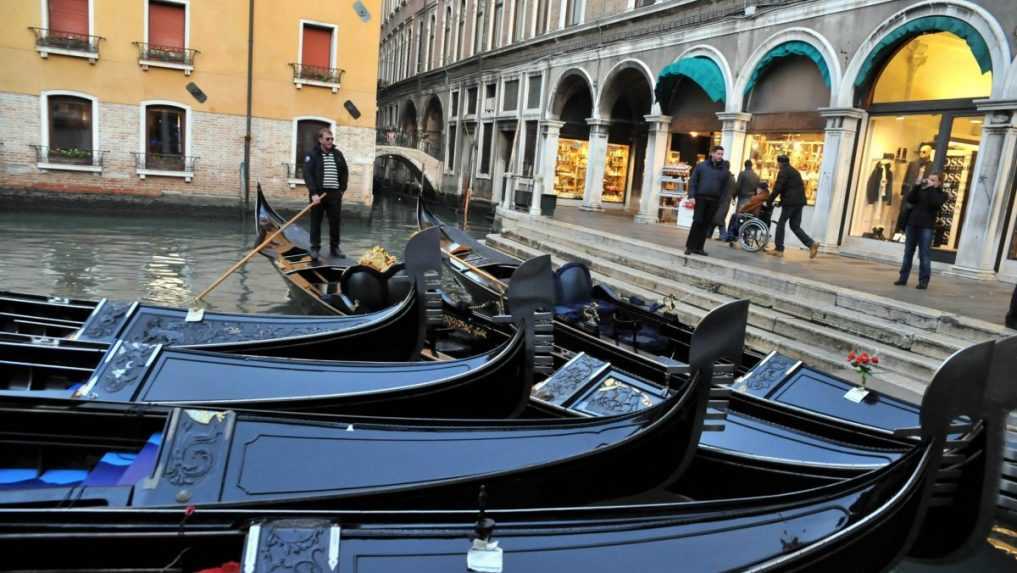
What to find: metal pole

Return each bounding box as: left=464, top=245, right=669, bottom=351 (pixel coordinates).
left=242, top=0, right=255, bottom=209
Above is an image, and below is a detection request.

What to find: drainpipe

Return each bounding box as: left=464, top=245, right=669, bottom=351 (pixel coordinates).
left=243, top=0, right=256, bottom=209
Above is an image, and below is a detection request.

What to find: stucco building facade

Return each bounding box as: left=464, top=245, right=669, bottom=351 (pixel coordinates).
left=0, top=0, right=380, bottom=207
left=378, top=0, right=1017, bottom=283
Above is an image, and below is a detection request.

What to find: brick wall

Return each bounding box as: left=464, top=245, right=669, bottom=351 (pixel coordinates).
left=0, top=92, right=375, bottom=206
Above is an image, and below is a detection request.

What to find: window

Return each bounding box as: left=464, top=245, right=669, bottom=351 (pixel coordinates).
left=467, top=87, right=478, bottom=115
left=473, top=1, right=486, bottom=54
left=492, top=0, right=503, bottom=49
left=148, top=1, right=185, bottom=50
left=503, top=79, right=519, bottom=111
left=563, top=0, right=580, bottom=27
left=427, top=13, right=436, bottom=71
left=456, top=0, right=466, bottom=60
left=37, top=92, right=100, bottom=170
left=535, top=0, right=549, bottom=35
left=294, top=21, right=340, bottom=89
left=442, top=7, right=452, bottom=66
left=416, top=18, right=426, bottom=73
left=512, top=0, right=526, bottom=42
left=484, top=83, right=496, bottom=113
left=451, top=91, right=460, bottom=118
left=34, top=0, right=100, bottom=60
left=138, top=101, right=192, bottom=178
left=290, top=118, right=333, bottom=185
left=447, top=123, right=458, bottom=169
left=526, top=74, right=542, bottom=109
left=49, top=0, right=89, bottom=36
left=522, top=121, right=538, bottom=177
left=480, top=122, right=493, bottom=174
left=406, top=25, right=413, bottom=77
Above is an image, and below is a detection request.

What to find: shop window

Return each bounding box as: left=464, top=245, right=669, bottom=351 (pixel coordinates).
left=871, top=32, right=991, bottom=104
left=294, top=119, right=330, bottom=180
left=526, top=75, right=542, bottom=109
left=145, top=104, right=187, bottom=171
left=502, top=79, right=519, bottom=111
left=467, top=87, right=478, bottom=115
left=47, top=95, right=94, bottom=163
left=744, top=133, right=824, bottom=207
left=937, top=116, right=981, bottom=251
left=148, top=1, right=185, bottom=49
left=49, top=0, right=89, bottom=35
left=480, top=122, right=493, bottom=174
left=554, top=139, right=587, bottom=199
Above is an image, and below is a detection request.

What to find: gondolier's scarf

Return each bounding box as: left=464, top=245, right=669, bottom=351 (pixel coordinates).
left=322, top=153, right=340, bottom=189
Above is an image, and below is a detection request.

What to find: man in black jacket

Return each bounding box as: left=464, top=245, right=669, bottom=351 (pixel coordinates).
left=303, top=127, right=350, bottom=259
left=894, top=173, right=947, bottom=290
left=685, top=145, right=732, bottom=256
left=767, top=155, right=818, bottom=259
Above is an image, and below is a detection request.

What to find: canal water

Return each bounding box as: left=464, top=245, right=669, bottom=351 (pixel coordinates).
left=0, top=192, right=1013, bottom=571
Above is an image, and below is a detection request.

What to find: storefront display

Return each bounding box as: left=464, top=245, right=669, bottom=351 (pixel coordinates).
left=554, top=138, right=587, bottom=199
left=602, top=143, right=629, bottom=204
left=658, top=152, right=690, bottom=224
left=744, top=133, right=824, bottom=206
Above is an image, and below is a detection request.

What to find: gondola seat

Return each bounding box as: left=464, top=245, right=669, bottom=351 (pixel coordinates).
left=553, top=263, right=617, bottom=321
left=0, top=468, right=87, bottom=489
left=338, top=264, right=411, bottom=314
left=83, top=452, right=137, bottom=486
left=116, top=433, right=163, bottom=486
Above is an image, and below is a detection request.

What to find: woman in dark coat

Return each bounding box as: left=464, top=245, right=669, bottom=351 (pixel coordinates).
left=894, top=173, right=947, bottom=290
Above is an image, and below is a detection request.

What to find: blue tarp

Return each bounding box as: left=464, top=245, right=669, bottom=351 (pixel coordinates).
left=744, top=40, right=831, bottom=95
left=655, top=56, right=726, bottom=106
left=854, top=16, right=992, bottom=88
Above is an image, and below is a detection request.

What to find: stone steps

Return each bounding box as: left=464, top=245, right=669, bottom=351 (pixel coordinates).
left=498, top=218, right=993, bottom=360
left=488, top=234, right=927, bottom=403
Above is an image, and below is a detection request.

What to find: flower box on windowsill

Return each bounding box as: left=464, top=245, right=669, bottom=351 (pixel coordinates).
left=137, top=168, right=193, bottom=183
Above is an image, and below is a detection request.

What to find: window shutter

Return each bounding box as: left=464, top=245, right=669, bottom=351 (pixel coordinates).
left=49, top=0, right=89, bottom=35
left=149, top=1, right=185, bottom=48
left=302, top=26, right=332, bottom=69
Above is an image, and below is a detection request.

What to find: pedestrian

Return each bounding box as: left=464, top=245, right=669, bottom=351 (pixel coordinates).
left=303, top=127, right=349, bottom=259
left=735, top=159, right=760, bottom=211
left=766, top=155, right=819, bottom=259
left=894, top=173, right=947, bottom=290
left=684, top=145, right=732, bottom=257
left=709, top=174, right=736, bottom=241
left=1007, top=283, right=1017, bottom=329
left=724, top=181, right=769, bottom=245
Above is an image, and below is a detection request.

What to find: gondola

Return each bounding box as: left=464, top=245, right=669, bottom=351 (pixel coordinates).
left=0, top=290, right=745, bottom=512
left=1, top=336, right=1009, bottom=572
left=0, top=255, right=570, bottom=419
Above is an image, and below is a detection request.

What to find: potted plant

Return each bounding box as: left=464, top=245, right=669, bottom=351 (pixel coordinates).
left=51, top=147, right=91, bottom=165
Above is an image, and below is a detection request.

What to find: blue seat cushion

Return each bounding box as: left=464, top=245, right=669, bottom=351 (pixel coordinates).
left=0, top=468, right=39, bottom=488
left=117, top=432, right=163, bottom=486
left=84, top=452, right=137, bottom=486
left=39, top=469, right=87, bottom=486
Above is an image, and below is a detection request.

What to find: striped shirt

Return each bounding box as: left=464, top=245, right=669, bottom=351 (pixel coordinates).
left=322, top=153, right=340, bottom=189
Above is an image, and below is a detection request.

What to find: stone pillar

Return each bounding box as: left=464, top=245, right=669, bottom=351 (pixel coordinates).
left=950, top=100, right=1017, bottom=280
left=635, top=115, right=673, bottom=224
left=533, top=120, right=565, bottom=216
left=813, top=107, right=866, bottom=249
left=582, top=118, right=610, bottom=211
left=716, top=112, right=751, bottom=165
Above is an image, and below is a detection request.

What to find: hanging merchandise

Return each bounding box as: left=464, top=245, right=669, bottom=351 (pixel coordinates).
left=602, top=144, right=630, bottom=204
left=554, top=138, right=588, bottom=199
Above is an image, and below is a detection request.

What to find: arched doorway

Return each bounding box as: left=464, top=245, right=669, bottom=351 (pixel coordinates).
left=598, top=65, right=652, bottom=208
left=422, top=96, right=444, bottom=160
left=663, top=75, right=724, bottom=173
left=548, top=72, right=594, bottom=200
left=399, top=100, right=418, bottom=148
left=846, top=27, right=992, bottom=263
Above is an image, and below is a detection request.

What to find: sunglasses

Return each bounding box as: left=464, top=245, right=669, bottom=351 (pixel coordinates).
left=323, top=137, right=334, bottom=141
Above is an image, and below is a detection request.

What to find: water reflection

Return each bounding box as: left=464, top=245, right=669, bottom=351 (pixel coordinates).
left=0, top=194, right=488, bottom=313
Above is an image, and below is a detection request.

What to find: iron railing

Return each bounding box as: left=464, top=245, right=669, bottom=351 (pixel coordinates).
left=133, top=42, right=200, bottom=66
left=31, top=145, right=106, bottom=167
left=133, top=152, right=198, bottom=172
left=290, top=63, right=345, bottom=84
left=29, top=27, right=103, bottom=54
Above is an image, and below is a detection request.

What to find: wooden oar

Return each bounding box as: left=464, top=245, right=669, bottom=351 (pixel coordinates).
left=446, top=246, right=507, bottom=294
left=192, top=196, right=322, bottom=304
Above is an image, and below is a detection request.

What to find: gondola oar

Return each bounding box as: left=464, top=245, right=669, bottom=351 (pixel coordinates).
left=192, top=192, right=325, bottom=304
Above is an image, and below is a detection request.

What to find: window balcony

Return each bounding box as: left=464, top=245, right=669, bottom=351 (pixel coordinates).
left=29, top=28, right=104, bottom=63
left=290, top=63, right=345, bottom=93
left=133, top=42, right=199, bottom=75
left=31, top=145, right=106, bottom=173
left=133, top=152, right=198, bottom=182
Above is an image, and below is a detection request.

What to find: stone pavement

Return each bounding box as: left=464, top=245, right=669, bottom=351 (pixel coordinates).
left=551, top=206, right=1014, bottom=326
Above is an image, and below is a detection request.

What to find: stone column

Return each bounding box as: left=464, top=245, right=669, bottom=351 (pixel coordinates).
left=813, top=107, right=866, bottom=249
left=533, top=120, right=565, bottom=216
left=635, top=115, right=673, bottom=224
left=581, top=118, right=610, bottom=211
left=950, top=100, right=1017, bottom=280
left=716, top=112, right=751, bottom=165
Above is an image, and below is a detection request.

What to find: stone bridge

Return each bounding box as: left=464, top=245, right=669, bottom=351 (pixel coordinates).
left=376, top=145, right=443, bottom=192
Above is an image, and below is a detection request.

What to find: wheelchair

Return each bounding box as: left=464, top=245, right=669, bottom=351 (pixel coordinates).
left=736, top=203, right=776, bottom=253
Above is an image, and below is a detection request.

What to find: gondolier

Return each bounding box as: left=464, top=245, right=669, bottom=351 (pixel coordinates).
left=303, top=127, right=349, bottom=259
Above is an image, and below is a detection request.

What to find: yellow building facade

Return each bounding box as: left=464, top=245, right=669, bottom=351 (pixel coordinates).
left=0, top=0, right=380, bottom=204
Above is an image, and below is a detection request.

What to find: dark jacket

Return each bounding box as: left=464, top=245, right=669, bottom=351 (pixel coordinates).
left=866, top=163, right=893, bottom=205
left=768, top=164, right=806, bottom=208
left=904, top=184, right=947, bottom=229
left=304, top=144, right=350, bottom=196
left=689, top=159, right=732, bottom=199
left=735, top=168, right=761, bottom=203
left=712, top=177, right=737, bottom=226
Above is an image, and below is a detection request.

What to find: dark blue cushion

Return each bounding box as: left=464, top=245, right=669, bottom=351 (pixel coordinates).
left=84, top=452, right=137, bottom=486
left=117, top=433, right=163, bottom=486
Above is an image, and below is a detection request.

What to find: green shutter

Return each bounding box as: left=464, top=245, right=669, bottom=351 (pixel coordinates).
left=854, top=16, right=992, bottom=88
left=743, top=41, right=831, bottom=96
left=655, top=56, right=727, bottom=106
